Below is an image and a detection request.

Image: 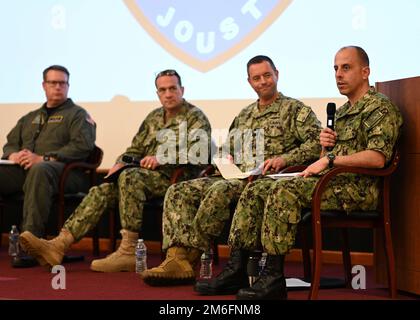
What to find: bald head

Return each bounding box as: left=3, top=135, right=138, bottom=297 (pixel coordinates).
left=337, top=46, right=370, bottom=67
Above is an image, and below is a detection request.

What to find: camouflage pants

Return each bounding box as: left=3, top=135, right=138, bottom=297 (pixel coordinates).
left=162, top=176, right=248, bottom=251
left=64, top=167, right=170, bottom=241
left=229, top=174, right=379, bottom=255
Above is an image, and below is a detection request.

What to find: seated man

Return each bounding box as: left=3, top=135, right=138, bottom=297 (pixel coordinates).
left=195, top=46, right=403, bottom=300
left=141, top=55, right=322, bottom=285
left=19, top=69, right=211, bottom=272
left=0, top=65, right=96, bottom=268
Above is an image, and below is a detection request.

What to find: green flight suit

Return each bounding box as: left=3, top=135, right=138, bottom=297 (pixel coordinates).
left=0, top=98, right=96, bottom=236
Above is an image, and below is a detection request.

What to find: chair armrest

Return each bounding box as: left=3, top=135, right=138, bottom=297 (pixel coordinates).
left=199, top=165, right=215, bottom=177
left=58, top=161, right=99, bottom=195
left=170, top=167, right=185, bottom=185
left=311, top=150, right=400, bottom=220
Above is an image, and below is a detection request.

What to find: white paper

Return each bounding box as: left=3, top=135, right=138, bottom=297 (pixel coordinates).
left=266, top=172, right=301, bottom=179
left=0, top=159, right=16, bottom=165
left=286, top=278, right=311, bottom=287
left=212, top=157, right=262, bottom=180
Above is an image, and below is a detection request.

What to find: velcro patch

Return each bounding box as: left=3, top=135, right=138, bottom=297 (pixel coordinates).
left=296, top=106, right=311, bottom=123
left=364, top=108, right=387, bottom=129
left=31, top=114, right=44, bottom=125
left=48, top=115, right=64, bottom=123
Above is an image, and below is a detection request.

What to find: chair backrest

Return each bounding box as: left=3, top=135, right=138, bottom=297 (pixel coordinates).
left=57, top=145, right=104, bottom=227
left=86, top=146, right=104, bottom=168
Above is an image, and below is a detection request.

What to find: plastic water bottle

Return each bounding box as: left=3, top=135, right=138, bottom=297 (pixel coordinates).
left=135, top=239, right=147, bottom=273
left=8, top=225, right=20, bottom=257
left=258, top=252, right=267, bottom=275
left=199, top=249, right=213, bottom=279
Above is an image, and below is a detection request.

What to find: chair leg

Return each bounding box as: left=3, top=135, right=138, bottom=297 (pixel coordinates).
left=309, top=218, right=323, bottom=300
left=299, top=224, right=312, bottom=281
left=109, top=209, right=117, bottom=252
left=383, top=223, right=397, bottom=298
left=212, top=239, right=219, bottom=265
left=0, top=204, right=3, bottom=248
left=92, top=226, right=100, bottom=256
left=340, top=228, right=352, bottom=287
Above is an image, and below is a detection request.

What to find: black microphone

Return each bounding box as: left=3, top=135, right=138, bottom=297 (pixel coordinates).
left=326, top=102, right=336, bottom=152
left=122, top=155, right=140, bottom=165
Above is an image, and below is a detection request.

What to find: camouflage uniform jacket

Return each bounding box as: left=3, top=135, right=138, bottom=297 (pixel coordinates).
left=331, top=88, right=402, bottom=168
left=119, top=99, right=211, bottom=180
left=2, top=98, right=96, bottom=162
left=223, top=92, right=321, bottom=172
left=322, top=88, right=403, bottom=209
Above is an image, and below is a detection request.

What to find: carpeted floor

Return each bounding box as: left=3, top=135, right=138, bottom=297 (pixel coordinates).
left=0, top=248, right=418, bottom=301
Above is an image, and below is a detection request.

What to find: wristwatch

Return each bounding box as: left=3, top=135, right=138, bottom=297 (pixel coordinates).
left=43, top=155, right=51, bottom=161
left=326, top=152, right=336, bottom=168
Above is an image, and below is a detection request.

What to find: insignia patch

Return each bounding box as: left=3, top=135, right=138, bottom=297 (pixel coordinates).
left=296, top=106, right=311, bottom=123
left=31, top=114, right=44, bottom=125
left=48, top=115, right=64, bottom=123
left=124, top=0, right=292, bottom=72
left=364, top=108, right=386, bottom=128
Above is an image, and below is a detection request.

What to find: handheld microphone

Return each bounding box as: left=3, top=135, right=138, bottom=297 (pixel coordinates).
left=326, top=103, right=336, bottom=152
left=122, top=155, right=140, bottom=165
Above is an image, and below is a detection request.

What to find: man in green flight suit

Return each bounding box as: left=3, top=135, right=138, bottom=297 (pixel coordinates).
left=19, top=69, right=212, bottom=273
left=141, top=55, right=322, bottom=285
left=195, top=46, right=403, bottom=300
left=0, top=65, right=96, bottom=268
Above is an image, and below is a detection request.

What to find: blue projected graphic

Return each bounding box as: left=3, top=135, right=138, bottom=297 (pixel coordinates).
left=0, top=0, right=419, bottom=102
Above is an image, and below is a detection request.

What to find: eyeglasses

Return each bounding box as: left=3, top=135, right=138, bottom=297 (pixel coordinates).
left=45, top=80, right=68, bottom=87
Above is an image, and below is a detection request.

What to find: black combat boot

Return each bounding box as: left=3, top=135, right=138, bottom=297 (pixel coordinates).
left=236, top=255, right=287, bottom=300
left=194, top=249, right=249, bottom=295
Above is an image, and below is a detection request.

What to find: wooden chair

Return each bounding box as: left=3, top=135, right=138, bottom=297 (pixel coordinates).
left=281, top=150, right=400, bottom=299
left=0, top=146, right=103, bottom=255
left=56, top=145, right=103, bottom=256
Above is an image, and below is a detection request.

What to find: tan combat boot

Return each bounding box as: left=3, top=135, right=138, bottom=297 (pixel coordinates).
left=90, top=229, right=137, bottom=272
left=141, top=246, right=196, bottom=286
left=19, top=229, right=74, bottom=268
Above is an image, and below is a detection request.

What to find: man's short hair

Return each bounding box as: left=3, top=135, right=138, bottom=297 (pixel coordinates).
left=340, top=46, right=370, bottom=67
left=155, top=69, right=182, bottom=88
left=247, top=55, right=277, bottom=76
left=43, top=65, right=70, bottom=81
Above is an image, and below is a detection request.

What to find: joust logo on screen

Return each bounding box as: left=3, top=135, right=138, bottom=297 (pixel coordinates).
left=124, top=0, right=292, bottom=72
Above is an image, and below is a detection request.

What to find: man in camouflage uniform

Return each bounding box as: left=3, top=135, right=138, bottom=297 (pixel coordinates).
left=19, top=69, right=212, bottom=272
left=195, top=46, right=403, bottom=300
left=141, top=55, right=321, bottom=285
left=0, top=65, right=96, bottom=268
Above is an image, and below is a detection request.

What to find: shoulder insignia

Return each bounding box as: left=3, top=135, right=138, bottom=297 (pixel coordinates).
left=363, top=108, right=386, bottom=129
left=296, top=106, right=311, bottom=123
